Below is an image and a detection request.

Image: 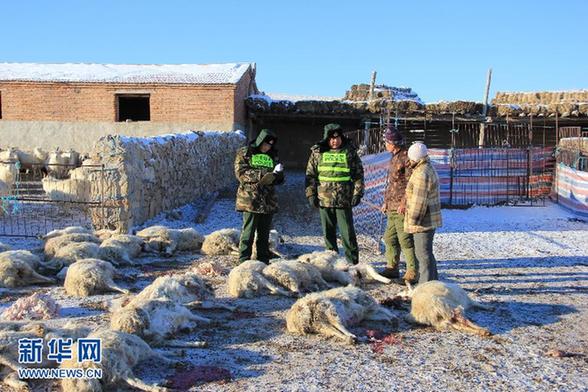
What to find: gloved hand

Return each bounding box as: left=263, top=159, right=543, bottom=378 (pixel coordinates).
left=259, top=172, right=276, bottom=186
left=308, top=196, right=320, bottom=208
left=351, top=195, right=361, bottom=207
left=273, top=163, right=284, bottom=173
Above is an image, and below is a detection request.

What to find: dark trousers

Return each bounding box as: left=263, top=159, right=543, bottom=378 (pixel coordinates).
left=239, top=212, right=273, bottom=263
left=413, top=229, right=438, bottom=283
left=319, top=207, right=359, bottom=264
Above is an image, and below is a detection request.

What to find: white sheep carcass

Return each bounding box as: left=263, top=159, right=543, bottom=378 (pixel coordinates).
left=110, top=299, right=209, bottom=348
left=297, top=251, right=354, bottom=285
left=201, top=228, right=240, bottom=256
left=110, top=271, right=235, bottom=314
left=399, top=280, right=492, bottom=336
left=298, top=251, right=391, bottom=286
left=43, top=225, right=93, bottom=241
left=286, top=286, right=398, bottom=344
left=98, top=234, right=144, bottom=265
left=0, top=323, right=51, bottom=391
left=46, top=241, right=101, bottom=271
left=0, top=254, right=54, bottom=288
left=0, top=250, right=41, bottom=270
left=0, top=292, right=61, bottom=321
left=44, top=232, right=101, bottom=259
left=94, top=228, right=118, bottom=241
left=60, top=329, right=173, bottom=392
left=64, top=258, right=129, bottom=297
left=262, top=259, right=330, bottom=296
left=136, top=226, right=204, bottom=255
left=227, top=260, right=292, bottom=298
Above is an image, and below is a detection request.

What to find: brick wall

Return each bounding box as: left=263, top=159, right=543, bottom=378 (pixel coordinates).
left=0, top=79, right=250, bottom=128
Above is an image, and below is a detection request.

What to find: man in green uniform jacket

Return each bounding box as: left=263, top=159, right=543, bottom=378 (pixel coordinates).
left=305, top=123, right=364, bottom=264
left=235, top=128, right=284, bottom=263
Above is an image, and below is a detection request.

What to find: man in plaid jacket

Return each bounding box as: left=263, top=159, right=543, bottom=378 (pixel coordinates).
left=404, top=142, right=442, bottom=283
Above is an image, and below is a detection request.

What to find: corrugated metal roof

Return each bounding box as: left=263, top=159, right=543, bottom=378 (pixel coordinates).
left=0, top=62, right=252, bottom=84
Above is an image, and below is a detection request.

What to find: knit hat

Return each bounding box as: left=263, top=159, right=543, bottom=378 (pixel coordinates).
left=407, top=142, right=428, bottom=162
left=384, top=126, right=404, bottom=145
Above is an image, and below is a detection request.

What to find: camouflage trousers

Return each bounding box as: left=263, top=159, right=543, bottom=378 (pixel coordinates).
left=383, top=212, right=417, bottom=272
left=319, top=207, right=359, bottom=264
left=239, top=212, right=273, bottom=263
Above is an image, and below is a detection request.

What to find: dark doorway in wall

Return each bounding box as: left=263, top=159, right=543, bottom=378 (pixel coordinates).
left=116, top=94, right=150, bottom=121
left=0, top=91, right=3, bottom=119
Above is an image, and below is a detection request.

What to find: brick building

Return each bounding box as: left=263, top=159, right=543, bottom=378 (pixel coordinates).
left=0, top=62, right=256, bottom=151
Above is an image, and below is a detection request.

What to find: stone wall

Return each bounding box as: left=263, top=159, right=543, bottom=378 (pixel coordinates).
left=90, top=130, right=245, bottom=231
left=0, top=121, right=238, bottom=154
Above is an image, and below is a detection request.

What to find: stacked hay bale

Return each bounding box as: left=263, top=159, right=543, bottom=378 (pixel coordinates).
left=493, top=90, right=588, bottom=117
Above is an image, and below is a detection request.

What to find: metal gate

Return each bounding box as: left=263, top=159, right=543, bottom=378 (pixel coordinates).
left=0, top=161, right=125, bottom=238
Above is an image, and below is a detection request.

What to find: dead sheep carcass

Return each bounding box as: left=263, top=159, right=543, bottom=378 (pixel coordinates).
left=112, top=271, right=231, bottom=313
left=0, top=323, right=52, bottom=391
left=136, top=225, right=204, bottom=255
left=43, top=225, right=93, bottom=241
left=98, top=234, right=145, bottom=265
left=60, top=329, right=173, bottom=392
left=110, top=299, right=209, bottom=348
left=0, top=250, right=42, bottom=270
left=286, top=286, right=398, bottom=344
left=0, top=253, right=54, bottom=288
left=201, top=228, right=240, bottom=256
left=45, top=241, right=101, bottom=271
left=44, top=232, right=101, bottom=259
left=64, top=258, right=129, bottom=297
left=262, top=259, right=330, bottom=296
left=400, top=280, right=492, bottom=336
left=297, top=251, right=392, bottom=286
left=0, top=292, right=61, bottom=321
left=227, top=260, right=292, bottom=298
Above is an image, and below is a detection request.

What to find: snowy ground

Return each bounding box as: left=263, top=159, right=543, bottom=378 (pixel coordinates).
left=1, top=173, right=587, bottom=391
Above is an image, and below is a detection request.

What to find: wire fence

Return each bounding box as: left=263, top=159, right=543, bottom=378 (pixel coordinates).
left=0, top=162, right=125, bottom=238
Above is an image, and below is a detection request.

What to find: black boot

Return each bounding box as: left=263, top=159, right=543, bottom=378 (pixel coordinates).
left=381, top=266, right=400, bottom=279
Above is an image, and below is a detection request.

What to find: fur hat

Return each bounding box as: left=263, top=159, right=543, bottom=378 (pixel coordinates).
left=384, top=126, right=404, bottom=145
left=407, top=142, right=428, bottom=162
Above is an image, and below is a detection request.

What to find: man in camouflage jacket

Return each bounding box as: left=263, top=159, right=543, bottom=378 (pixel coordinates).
left=235, top=129, right=284, bottom=263
left=305, top=123, right=364, bottom=264
left=381, top=126, right=418, bottom=283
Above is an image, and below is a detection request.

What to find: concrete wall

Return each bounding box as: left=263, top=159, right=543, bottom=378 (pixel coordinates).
left=0, top=120, right=237, bottom=153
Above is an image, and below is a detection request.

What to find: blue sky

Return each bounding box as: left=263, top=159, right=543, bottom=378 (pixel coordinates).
left=1, top=0, right=586, bottom=102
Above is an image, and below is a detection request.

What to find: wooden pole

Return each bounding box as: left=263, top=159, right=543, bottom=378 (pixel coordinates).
left=479, top=68, right=493, bottom=148
left=369, top=71, right=377, bottom=101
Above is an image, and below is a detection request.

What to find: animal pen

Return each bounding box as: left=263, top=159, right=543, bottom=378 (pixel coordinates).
left=0, top=161, right=125, bottom=238
left=351, top=119, right=557, bottom=249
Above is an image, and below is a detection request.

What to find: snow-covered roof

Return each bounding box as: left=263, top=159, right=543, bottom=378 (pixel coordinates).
left=265, top=92, right=341, bottom=102
left=0, top=62, right=252, bottom=84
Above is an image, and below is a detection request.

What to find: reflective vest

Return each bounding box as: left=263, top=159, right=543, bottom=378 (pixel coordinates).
left=318, top=150, right=351, bottom=182
left=251, top=153, right=274, bottom=169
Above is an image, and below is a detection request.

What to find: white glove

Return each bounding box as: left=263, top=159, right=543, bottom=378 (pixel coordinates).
left=273, top=163, right=284, bottom=173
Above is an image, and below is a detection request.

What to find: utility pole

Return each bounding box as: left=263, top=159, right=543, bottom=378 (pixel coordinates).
left=479, top=68, right=493, bottom=148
